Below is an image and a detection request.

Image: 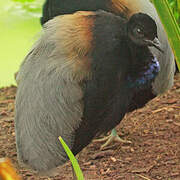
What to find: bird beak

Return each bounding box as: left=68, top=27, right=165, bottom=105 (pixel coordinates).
left=145, top=38, right=164, bottom=53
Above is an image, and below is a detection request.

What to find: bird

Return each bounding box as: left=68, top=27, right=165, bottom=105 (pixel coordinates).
left=15, top=10, right=162, bottom=173
left=39, top=0, right=175, bottom=149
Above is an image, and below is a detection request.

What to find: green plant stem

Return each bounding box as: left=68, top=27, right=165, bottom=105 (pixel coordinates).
left=59, top=137, right=84, bottom=180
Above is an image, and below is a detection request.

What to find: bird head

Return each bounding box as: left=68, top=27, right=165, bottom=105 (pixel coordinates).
left=127, top=13, right=163, bottom=53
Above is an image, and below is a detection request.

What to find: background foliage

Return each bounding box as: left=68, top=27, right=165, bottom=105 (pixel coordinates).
left=168, top=0, right=180, bottom=24
left=11, top=0, right=42, bottom=17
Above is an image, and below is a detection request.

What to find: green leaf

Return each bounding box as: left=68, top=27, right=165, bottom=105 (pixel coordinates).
left=59, top=137, right=84, bottom=180
left=151, top=0, right=180, bottom=71
left=12, top=0, right=35, bottom=2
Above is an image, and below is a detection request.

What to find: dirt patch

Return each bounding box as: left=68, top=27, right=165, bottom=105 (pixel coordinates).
left=0, top=74, right=180, bottom=180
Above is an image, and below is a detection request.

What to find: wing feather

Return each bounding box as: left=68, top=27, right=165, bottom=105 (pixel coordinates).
left=15, top=12, right=93, bottom=172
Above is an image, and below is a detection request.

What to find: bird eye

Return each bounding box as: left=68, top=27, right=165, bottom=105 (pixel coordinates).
left=135, top=27, right=144, bottom=37
left=136, top=28, right=142, bottom=34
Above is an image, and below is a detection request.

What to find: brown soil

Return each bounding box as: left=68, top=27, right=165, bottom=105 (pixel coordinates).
left=0, top=74, right=180, bottom=180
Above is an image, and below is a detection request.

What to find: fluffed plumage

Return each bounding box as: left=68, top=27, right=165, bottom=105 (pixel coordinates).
left=15, top=10, right=161, bottom=172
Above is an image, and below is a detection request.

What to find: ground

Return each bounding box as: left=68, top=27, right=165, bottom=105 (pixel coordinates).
left=0, top=74, right=180, bottom=180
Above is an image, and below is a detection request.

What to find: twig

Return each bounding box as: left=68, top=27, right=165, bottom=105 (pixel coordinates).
left=152, top=107, right=168, bottom=113
left=152, top=105, right=180, bottom=113
left=136, top=174, right=152, bottom=180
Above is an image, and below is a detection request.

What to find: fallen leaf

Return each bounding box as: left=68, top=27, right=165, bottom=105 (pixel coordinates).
left=90, top=150, right=113, bottom=160
left=166, top=99, right=177, bottom=104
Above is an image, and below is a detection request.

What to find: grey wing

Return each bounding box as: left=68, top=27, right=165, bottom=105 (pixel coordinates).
left=15, top=34, right=84, bottom=172
left=151, top=23, right=175, bottom=94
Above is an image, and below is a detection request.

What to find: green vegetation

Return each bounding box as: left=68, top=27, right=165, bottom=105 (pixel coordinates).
left=59, top=137, right=84, bottom=180
left=168, top=0, right=180, bottom=24
left=12, top=0, right=35, bottom=2
left=0, top=0, right=42, bottom=87
left=11, top=0, right=42, bottom=16
left=151, top=0, right=180, bottom=70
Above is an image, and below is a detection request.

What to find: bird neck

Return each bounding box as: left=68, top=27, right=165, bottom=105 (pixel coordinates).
left=127, top=41, right=160, bottom=90
left=127, top=41, right=152, bottom=74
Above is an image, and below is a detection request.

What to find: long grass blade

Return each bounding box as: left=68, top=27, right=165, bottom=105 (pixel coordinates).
left=59, top=137, right=84, bottom=180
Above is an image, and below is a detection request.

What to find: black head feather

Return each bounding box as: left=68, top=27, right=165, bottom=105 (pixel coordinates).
left=127, top=13, right=163, bottom=52
left=128, top=13, right=157, bottom=40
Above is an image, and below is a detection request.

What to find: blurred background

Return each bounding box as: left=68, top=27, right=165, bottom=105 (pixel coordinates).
left=0, top=0, right=179, bottom=88
left=0, top=0, right=43, bottom=87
